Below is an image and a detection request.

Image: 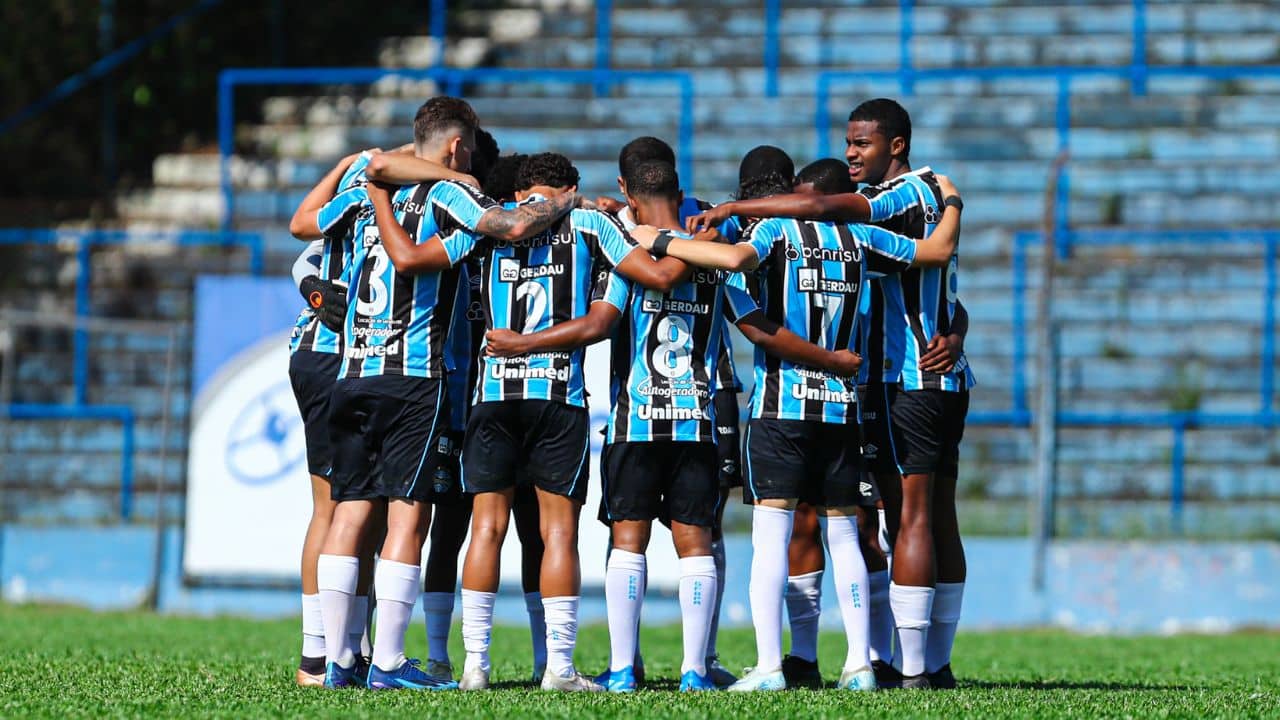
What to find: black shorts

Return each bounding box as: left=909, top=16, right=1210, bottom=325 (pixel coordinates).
left=744, top=418, right=879, bottom=508
left=600, top=441, right=720, bottom=528
left=461, top=400, right=590, bottom=503
left=714, top=391, right=743, bottom=489
left=890, top=389, right=970, bottom=477
left=859, top=382, right=902, bottom=477
left=288, top=350, right=342, bottom=477
left=328, top=375, right=448, bottom=502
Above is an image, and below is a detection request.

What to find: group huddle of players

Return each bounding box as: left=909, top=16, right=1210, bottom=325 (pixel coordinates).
left=285, top=94, right=974, bottom=694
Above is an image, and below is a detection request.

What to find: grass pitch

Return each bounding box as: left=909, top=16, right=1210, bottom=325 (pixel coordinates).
left=1, top=603, right=1276, bottom=718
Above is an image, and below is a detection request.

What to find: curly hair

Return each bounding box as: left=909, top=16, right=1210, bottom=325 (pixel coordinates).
left=482, top=153, right=526, bottom=203
left=516, top=152, right=580, bottom=192
left=623, top=160, right=680, bottom=201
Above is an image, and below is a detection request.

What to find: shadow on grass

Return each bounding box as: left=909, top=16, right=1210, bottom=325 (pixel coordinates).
left=962, top=680, right=1193, bottom=691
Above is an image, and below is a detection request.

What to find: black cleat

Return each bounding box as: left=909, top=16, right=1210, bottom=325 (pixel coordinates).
left=781, top=654, right=823, bottom=689
left=872, top=660, right=901, bottom=688
left=927, top=663, right=957, bottom=690
left=900, top=672, right=932, bottom=690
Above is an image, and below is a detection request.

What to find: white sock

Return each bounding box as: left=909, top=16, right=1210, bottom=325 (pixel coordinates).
left=679, top=555, right=718, bottom=676
left=707, top=538, right=726, bottom=658
left=748, top=504, right=794, bottom=673
left=867, top=570, right=893, bottom=663
left=543, top=595, right=580, bottom=678
left=784, top=570, right=823, bottom=662
left=317, top=554, right=358, bottom=668
left=890, top=582, right=934, bottom=677
left=421, top=591, right=455, bottom=664
left=524, top=591, right=547, bottom=671
left=301, top=593, right=326, bottom=660
left=878, top=508, right=892, bottom=556
left=461, top=589, right=496, bottom=673
left=605, top=549, right=646, bottom=672
left=927, top=582, right=964, bottom=673
left=371, top=559, right=420, bottom=671
left=822, top=515, right=871, bottom=672
left=348, top=595, right=369, bottom=660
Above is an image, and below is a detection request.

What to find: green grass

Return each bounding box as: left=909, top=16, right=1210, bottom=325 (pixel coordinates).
left=2, top=604, right=1277, bottom=719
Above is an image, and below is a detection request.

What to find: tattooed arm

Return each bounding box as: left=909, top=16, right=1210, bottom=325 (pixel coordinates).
left=473, top=191, right=581, bottom=242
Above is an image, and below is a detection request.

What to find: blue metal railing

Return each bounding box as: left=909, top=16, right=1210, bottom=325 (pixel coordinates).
left=1, top=403, right=136, bottom=520
left=430, top=0, right=447, bottom=68
left=216, top=66, right=696, bottom=231
left=814, top=64, right=1280, bottom=250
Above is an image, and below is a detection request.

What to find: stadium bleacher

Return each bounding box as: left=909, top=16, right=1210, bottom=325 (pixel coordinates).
left=1, top=0, right=1276, bottom=537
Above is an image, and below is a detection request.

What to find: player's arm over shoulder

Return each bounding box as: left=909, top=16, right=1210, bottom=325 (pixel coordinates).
left=471, top=187, right=581, bottom=242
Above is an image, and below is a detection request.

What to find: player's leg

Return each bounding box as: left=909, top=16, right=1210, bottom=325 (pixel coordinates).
left=783, top=501, right=824, bottom=689
left=512, top=484, right=547, bottom=680
left=862, top=382, right=901, bottom=684
left=707, top=389, right=743, bottom=686
left=352, top=501, right=382, bottom=663
left=421, top=437, right=470, bottom=681
left=889, top=389, right=949, bottom=689
left=364, top=377, right=455, bottom=690
left=664, top=441, right=720, bottom=692
left=457, top=401, right=522, bottom=690
left=526, top=400, right=599, bottom=692
left=598, top=442, right=655, bottom=692
left=926, top=390, right=969, bottom=689
left=728, top=419, right=804, bottom=692
left=816, top=420, right=878, bottom=692
left=289, top=350, right=342, bottom=686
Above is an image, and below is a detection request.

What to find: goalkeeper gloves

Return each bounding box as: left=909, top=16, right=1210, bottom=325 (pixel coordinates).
left=299, top=276, right=348, bottom=333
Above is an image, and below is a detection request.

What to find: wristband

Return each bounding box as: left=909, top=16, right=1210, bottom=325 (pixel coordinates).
left=652, top=232, right=673, bottom=257
left=943, top=195, right=963, bottom=212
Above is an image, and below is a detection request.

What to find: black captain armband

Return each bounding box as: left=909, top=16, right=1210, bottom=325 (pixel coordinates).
left=943, top=195, right=964, bottom=213
left=652, top=231, right=674, bottom=257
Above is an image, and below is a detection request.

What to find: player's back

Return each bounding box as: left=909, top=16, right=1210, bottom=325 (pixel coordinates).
left=475, top=203, right=634, bottom=407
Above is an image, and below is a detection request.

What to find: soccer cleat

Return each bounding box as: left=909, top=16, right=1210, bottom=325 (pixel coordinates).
left=781, top=654, right=823, bottom=690
left=459, top=666, right=490, bottom=691
left=872, top=659, right=902, bottom=688
left=352, top=656, right=371, bottom=687
left=928, top=663, right=957, bottom=690
left=541, top=668, right=605, bottom=692
left=425, top=659, right=454, bottom=683
left=366, top=658, right=458, bottom=690
left=899, top=672, right=932, bottom=690
left=680, top=670, right=718, bottom=692
left=634, top=653, right=646, bottom=685
left=597, top=666, right=637, bottom=693
left=323, top=661, right=359, bottom=689
left=295, top=667, right=325, bottom=688
left=706, top=655, right=737, bottom=688
left=726, top=667, right=787, bottom=692
left=837, top=666, right=878, bottom=692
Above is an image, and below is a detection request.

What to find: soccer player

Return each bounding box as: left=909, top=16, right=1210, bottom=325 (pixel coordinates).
left=688, top=98, right=976, bottom=690
left=485, top=159, right=865, bottom=692
left=286, top=147, right=472, bottom=687
left=632, top=170, right=963, bottom=692
left=310, top=96, right=583, bottom=691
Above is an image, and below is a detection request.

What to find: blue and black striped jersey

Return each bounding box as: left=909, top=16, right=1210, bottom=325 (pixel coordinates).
left=316, top=179, right=496, bottom=379
left=622, top=197, right=746, bottom=393
left=290, top=152, right=371, bottom=355
left=743, top=217, right=917, bottom=424
left=595, top=238, right=757, bottom=443
left=443, top=258, right=485, bottom=432
left=860, top=168, right=977, bottom=391
left=447, top=202, right=637, bottom=408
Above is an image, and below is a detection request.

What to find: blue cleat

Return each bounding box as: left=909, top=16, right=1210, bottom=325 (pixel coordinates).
left=367, top=658, right=459, bottom=691
left=597, top=665, right=637, bottom=693
left=323, top=661, right=359, bottom=689
left=680, top=670, right=718, bottom=692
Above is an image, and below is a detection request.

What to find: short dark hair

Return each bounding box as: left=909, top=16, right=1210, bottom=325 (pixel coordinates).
left=618, top=136, right=676, bottom=177
left=738, top=145, right=794, bottom=187
left=736, top=171, right=793, bottom=201
left=797, top=158, right=856, bottom=195
left=623, top=160, right=680, bottom=202
left=516, top=152, right=580, bottom=192
left=482, top=152, right=526, bottom=202
left=413, top=96, right=478, bottom=148
left=470, top=128, right=501, bottom=186
left=848, top=98, right=911, bottom=161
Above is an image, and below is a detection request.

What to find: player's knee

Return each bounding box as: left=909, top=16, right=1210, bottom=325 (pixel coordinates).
left=540, top=522, right=578, bottom=550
